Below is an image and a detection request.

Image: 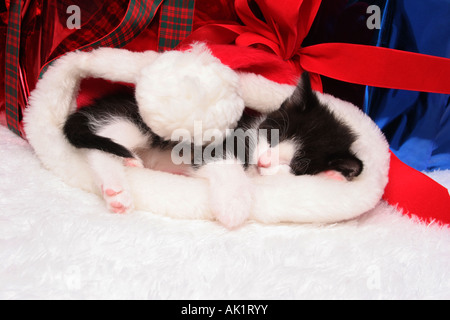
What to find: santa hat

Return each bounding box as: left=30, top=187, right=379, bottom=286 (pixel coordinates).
left=24, top=43, right=393, bottom=224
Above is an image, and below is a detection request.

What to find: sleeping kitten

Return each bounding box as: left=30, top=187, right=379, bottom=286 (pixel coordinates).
left=63, top=72, right=363, bottom=228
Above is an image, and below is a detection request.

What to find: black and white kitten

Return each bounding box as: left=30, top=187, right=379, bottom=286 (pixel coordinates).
left=64, top=72, right=362, bottom=228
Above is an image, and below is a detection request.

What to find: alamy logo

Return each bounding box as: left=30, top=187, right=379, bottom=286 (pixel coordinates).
left=366, top=5, right=381, bottom=30
left=66, top=5, right=81, bottom=30
left=170, top=122, right=280, bottom=165
left=366, top=265, right=382, bottom=291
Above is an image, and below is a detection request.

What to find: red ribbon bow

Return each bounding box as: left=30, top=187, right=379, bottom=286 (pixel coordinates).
left=184, top=0, right=450, bottom=94
left=184, top=0, right=322, bottom=88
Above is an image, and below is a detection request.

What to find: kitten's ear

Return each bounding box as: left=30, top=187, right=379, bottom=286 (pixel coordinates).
left=285, top=72, right=317, bottom=112
left=328, top=154, right=363, bottom=180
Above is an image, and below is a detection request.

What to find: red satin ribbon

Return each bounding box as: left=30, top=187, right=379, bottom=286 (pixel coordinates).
left=299, top=43, right=450, bottom=94
left=181, top=0, right=450, bottom=224
left=386, top=152, right=450, bottom=225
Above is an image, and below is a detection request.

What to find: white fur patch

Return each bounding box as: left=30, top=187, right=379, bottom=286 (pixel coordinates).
left=95, top=118, right=149, bottom=151
left=195, top=159, right=253, bottom=229
left=256, top=139, right=297, bottom=176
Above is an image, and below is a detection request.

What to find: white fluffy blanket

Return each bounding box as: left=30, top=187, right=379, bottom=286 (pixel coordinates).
left=1, top=125, right=449, bottom=300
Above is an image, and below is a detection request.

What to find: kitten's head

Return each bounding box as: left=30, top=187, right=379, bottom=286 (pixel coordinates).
left=257, top=72, right=363, bottom=180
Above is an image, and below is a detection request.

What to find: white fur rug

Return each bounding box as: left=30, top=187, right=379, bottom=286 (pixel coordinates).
left=0, top=125, right=449, bottom=300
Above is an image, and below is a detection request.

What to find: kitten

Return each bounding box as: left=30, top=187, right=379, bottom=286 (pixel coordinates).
left=63, top=72, right=363, bottom=228
left=253, top=72, right=363, bottom=179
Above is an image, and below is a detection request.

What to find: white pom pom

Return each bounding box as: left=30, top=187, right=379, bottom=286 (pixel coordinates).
left=135, top=43, right=245, bottom=144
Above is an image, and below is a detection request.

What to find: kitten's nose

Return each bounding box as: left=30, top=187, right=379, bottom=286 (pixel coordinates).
left=258, top=150, right=272, bottom=168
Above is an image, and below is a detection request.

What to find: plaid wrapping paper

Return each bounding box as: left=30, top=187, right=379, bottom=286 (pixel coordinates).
left=77, top=0, right=164, bottom=51
left=158, top=0, right=195, bottom=51
left=48, top=0, right=129, bottom=62
left=4, top=0, right=22, bottom=136
left=4, top=0, right=196, bottom=136
left=41, top=0, right=166, bottom=76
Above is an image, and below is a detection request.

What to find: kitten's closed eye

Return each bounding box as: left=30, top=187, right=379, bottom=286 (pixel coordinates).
left=328, top=155, right=363, bottom=180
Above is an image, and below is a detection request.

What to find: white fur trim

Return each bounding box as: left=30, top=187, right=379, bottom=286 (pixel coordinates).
left=238, top=72, right=296, bottom=113
left=24, top=46, right=390, bottom=224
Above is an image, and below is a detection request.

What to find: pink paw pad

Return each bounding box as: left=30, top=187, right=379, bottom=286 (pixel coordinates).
left=103, top=188, right=123, bottom=197
left=123, top=158, right=144, bottom=168
left=100, top=185, right=134, bottom=214
left=110, top=202, right=127, bottom=214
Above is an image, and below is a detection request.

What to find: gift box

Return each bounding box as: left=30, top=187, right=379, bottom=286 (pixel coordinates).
left=1, top=0, right=449, bottom=224
left=364, top=0, right=450, bottom=172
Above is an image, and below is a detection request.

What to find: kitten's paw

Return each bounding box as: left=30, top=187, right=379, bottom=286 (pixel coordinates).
left=215, top=208, right=250, bottom=230
left=123, top=157, right=144, bottom=168
left=211, top=191, right=252, bottom=230
left=101, top=185, right=134, bottom=214
left=197, top=161, right=253, bottom=229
